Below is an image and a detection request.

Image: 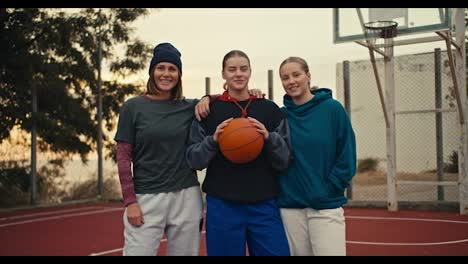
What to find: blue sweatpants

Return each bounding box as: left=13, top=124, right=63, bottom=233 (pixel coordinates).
left=205, top=194, right=290, bottom=256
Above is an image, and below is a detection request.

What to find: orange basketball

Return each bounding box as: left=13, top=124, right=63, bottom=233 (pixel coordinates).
left=218, top=117, right=264, bottom=164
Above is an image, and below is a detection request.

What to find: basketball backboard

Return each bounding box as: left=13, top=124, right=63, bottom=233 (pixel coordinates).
left=333, top=8, right=452, bottom=43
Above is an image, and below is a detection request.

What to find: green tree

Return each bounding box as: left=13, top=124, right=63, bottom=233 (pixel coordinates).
left=0, top=8, right=152, bottom=162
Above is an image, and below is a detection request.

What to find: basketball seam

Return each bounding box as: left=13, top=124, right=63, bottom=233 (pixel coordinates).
left=218, top=125, right=257, bottom=145
left=221, top=134, right=263, bottom=152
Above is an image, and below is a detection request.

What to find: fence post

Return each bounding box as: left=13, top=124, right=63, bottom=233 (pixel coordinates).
left=205, top=77, right=211, bottom=95
left=30, top=75, right=38, bottom=205
left=268, top=70, right=273, bottom=100
left=97, top=34, right=103, bottom=197
left=435, top=48, right=444, bottom=201
left=343, top=60, right=353, bottom=199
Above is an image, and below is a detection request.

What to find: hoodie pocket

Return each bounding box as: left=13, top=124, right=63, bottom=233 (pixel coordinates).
left=326, top=178, right=344, bottom=197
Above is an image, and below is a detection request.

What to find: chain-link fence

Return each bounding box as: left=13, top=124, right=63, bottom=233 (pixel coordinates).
left=336, top=49, right=460, bottom=205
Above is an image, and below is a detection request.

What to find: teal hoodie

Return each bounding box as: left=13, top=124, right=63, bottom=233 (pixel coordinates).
left=277, top=88, right=356, bottom=209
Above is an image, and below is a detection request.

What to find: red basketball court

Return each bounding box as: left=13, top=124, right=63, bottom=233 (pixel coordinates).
left=0, top=201, right=467, bottom=256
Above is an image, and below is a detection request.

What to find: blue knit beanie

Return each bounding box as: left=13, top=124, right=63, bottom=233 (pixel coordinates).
left=148, top=43, right=182, bottom=75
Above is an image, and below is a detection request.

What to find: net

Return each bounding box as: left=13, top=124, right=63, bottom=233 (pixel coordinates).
left=364, top=21, right=398, bottom=49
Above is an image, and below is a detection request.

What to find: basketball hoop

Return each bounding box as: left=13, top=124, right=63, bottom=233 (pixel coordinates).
left=364, top=21, right=398, bottom=49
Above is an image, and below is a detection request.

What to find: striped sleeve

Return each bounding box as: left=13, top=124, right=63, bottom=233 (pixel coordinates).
left=116, top=141, right=137, bottom=207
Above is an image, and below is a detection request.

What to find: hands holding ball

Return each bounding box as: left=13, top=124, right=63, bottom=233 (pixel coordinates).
left=214, top=117, right=268, bottom=164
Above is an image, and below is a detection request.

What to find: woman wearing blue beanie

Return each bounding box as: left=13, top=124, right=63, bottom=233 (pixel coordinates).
left=114, top=42, right=210, bottom=256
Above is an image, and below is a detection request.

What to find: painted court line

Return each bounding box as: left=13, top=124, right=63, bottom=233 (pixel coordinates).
left=347, top=215, right=468, bottom=224
left=89, top=231, right=207, bottom=256
left=89, top=248, right=124, bottom=256
left=346, top=215, right=468, bottom=246
left=0, top=207, right=123, bottom=228
left=89, top=215, right=468, bottom=255
left=90, top=238, right=468, bottom=256
left=347, top=238, right=468, bottom=246
left=0, top=206, right=104, bottom=222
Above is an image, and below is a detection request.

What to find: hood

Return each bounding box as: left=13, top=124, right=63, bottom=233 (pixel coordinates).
left=217, top=90, right=261, bottom=102
left=218, top=90, right=262, bottom=117
left=283, top=88, right=332, bottom=115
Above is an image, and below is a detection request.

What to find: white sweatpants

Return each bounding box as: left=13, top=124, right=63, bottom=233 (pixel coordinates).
left=123, top=186, right=203, bottom=256
left=280, top=207, right=346, bottom=256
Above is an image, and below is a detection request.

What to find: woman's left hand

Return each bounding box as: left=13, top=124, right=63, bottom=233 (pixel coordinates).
left=195, top=96, right=211, bottom=121
left=248, top=117, right=269, bottom=140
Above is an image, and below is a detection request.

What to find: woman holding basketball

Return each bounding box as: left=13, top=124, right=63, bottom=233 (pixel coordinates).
left=185, top=50, right=291, bottom=256
left=276, top=56, right=356, bottom=256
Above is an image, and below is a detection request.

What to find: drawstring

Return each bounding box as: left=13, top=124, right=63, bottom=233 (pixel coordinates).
left=229, top=96, right=253, bottom=117
left=219, top=91, right=257, bottom=117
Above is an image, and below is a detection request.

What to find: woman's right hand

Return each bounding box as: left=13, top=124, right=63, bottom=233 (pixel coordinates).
left=126, top=202, right=144, bottom=227
left=213, top=118, right=233, bottom=142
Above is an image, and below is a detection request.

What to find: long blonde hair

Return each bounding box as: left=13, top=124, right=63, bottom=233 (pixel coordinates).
left=279, top=56, right=311, bottom=88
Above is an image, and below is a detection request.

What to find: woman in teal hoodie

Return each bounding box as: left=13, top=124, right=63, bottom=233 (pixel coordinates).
left=276, top=57, right=356, bottom=256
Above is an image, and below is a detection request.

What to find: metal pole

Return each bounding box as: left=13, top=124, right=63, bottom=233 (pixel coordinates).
left=97, top=34, right=103, bottom=197
left=368, top=49, right=390, bottom=128
left=384, top=38, right=398, bottom=211
left=444, top=33, right=465, bottom=124
left=268, top=70, right=273, bottom=100
left=30, top=78, right=37, bottom=205
left=434, top=48, right=444, bottom=201
left=454, top=8, right=467, bottom=215
left=205, top=77, right=210, bottom=95
left=343, top=61, right=353, bottom=199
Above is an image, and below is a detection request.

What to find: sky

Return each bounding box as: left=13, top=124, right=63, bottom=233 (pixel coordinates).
left=117, top=8, right=449, bottom=105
